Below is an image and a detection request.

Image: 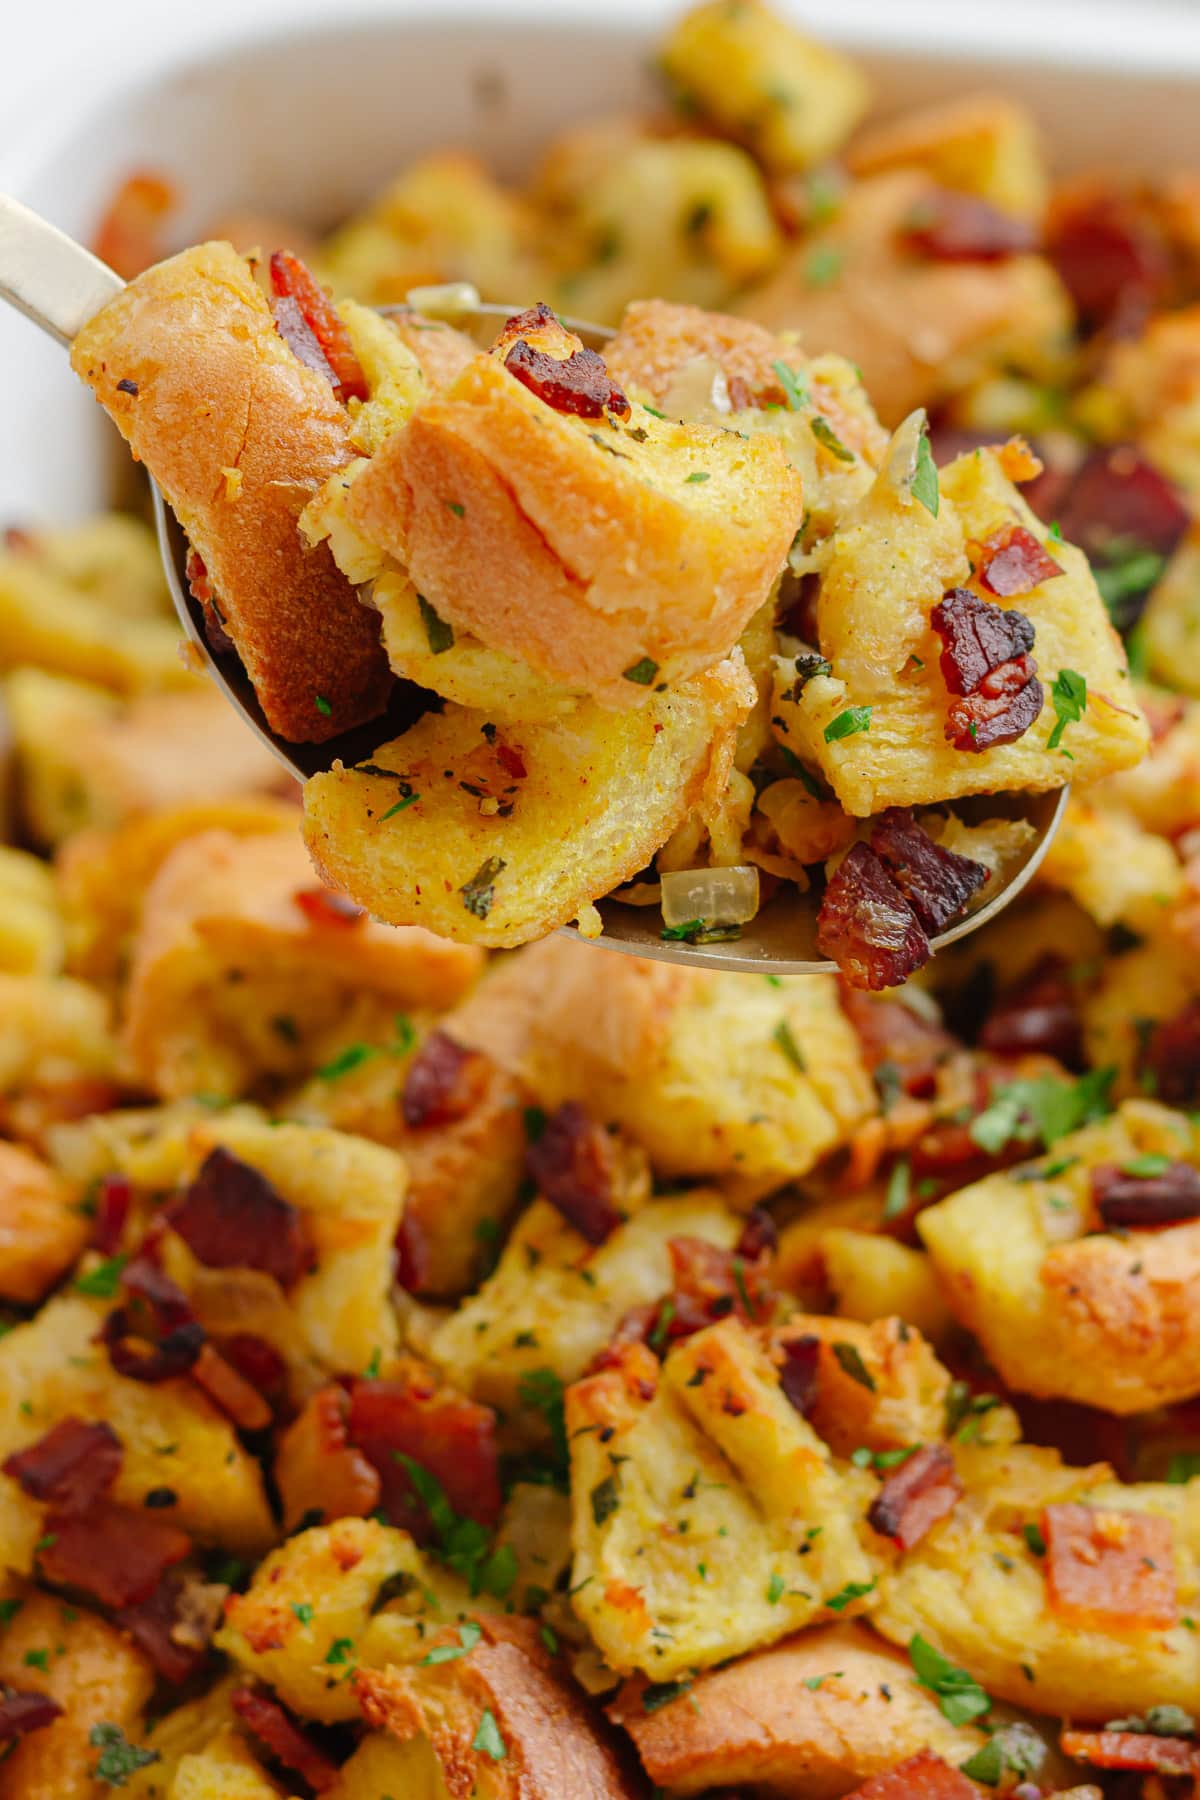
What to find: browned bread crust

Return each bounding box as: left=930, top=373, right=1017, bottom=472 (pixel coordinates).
left=70, top=242, right=393, bottom=742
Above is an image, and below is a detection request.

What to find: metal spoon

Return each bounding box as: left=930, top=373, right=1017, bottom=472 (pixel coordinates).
left=0, top=193, right=1067, bottom=973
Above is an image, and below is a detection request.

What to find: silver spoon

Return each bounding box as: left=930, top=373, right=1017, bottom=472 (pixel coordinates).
left=0, top=193, right=1067, bottom=973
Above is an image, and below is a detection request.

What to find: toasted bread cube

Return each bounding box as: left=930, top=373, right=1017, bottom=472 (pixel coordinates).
left=70, top=242, right=392, bottom=741
left=847, top=93, right=1049, bottom=222
left=326, top=1735, right=443, bottom=1800
left=777, top=1315, right=955, bottom=1459
left=302, top=658, right=753, bottom=947
left=0, top=1141, right=88, bottom=1306
left=0, top=1295, right=274, bottom=1559
left=452, top=936, right=874, bottom=1187
left=1081, top=937, right=1197, bottom=1098
left=535, top=122, right=782, bottom=323
left=0, top=1592, right=155, bottom=1800
left=919, top=1099, right=1200, bottom=1415
left=609, top=1622, right=983, bottom=1798
left=605, top=299, right=887, bottom=545
left=172, top=1729, right=284, bottom=1800
left=0, top=847, right=63, bottom=976
left=1141, top=524, right=1200, bottom=697
left=660, top=0, right=870, bottom=173
left=122, top=826, right=480, bottom=1098
left=346, top=318, right=802, bottom=705
left=1101, top=687, right=1200, bottom=835
left=6, top=668, right=288, bottom=849
left=0, top=973, right=120, bottom=1145
left=873, top=1442, right=1200, bottom=1716
left=0, top=524, right=189, bottom=695
left=743, top=172, right=1071, bottom=426
left=1082, top=306, right=1200, bottom=497
left=566, top=1322, right=879, bottom=1677
left=819, top=1230, right=957, bottom=1348
left=1039, top=795, right=1184, bottom=934
left=116, top=1677, right=250, bottom=1800
left=773, top=441, right=1149, bottom=815
left=429, top=1190, right=741, bottom=1416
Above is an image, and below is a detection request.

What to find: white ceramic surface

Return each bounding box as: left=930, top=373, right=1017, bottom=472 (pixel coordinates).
left=2, top=6, right=1199, bottom=523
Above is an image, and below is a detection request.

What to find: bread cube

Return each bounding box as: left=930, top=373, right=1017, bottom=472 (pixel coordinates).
left=70, top=241, right=392, bottom=741
left=345, top=315, right=802, bottom=706
left=743, top=172, right=1071, bottom=425
left=1040, top=795, right=1183, bottom=934
left=0, top=1295, right=274, bottom=1560
left=118, top=1677, right=250, bottom=1800
left=772, top=441, right=1149, bottom=815
left=1099, top=686, right=1200, bottom=835
left=171, top=1730, right=283, bottom=1800
left=302, top=657, right=753, bottom=947
left=1080, top=937, right=1197, bottom=1098
left=1141, top=523, right=1200, bottom=697
left=567, top=1322, right=879, bottom=1678
left=847, top=92, right=1050, bottom=222
left=1082, top=305, right=1200, bottom=497
left=660, top=0, right=870, bottom=173
left=0, top=973, right=120, bottom=1145
left=0, top=1141, right=88, bottom=1306
left=4, top=513, right=168, bottom=620
left=326, top=1735, right=443, bottom=1800
left=873, top=1442, right=1200, bottom=1716
left=0, top=1592, right=154, bottom=1800
left=920, top=1100, right=1200, bottom=1413
left=818, top=1230, right=957, bottom=1349
left=121, top=826, right=480, bottom=1098
left=0, top=846, right=63, bottom=975
left=6, top=668, right=288, bottom=849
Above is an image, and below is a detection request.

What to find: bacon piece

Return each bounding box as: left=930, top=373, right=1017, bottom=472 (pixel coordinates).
left=275, top=1384, right=381, bottom=1530
left=101, top=1260, right=206, bottom=1384
left=669, top=1236, right=774, bottom=1331
left=842, top=1749, right=979, bottom=1800
left=268, top=250, right=368, bottom=405
left=979, top=955, right=1082, bottom=1066
left=1043, top=1501, right=1177, bottom=1630
left=905, top=190, right=1037, bottom=262
left=778, top=1333, right=822, bottom=1418
left=165, top=1148, right=313, bottom=1289
left=735, top=1206, right=779, bottom=1261
left=3, top=1418, right=122, bottom=1515
left=231, top=1688, right=340, bottom=1794
left=976, top=524, right=1063, bottom=598
left=92, top=171, right=175, bottom=280
left=526, top=1101, right=623, bottom=1245
left=1092, top=1160, right=1200, bottom=1229
left=0, top=1690, right=63, bottom=1741
left=1141, top=999, right=1200, bottom=1108
left=218, top=1333, right=288, bottom=1404
left=402, top=1030, right=487, bottom=1130
left=1047, top=186, right=1170, bottom=336
left=394, top=1211, right=433, bottom=1295
left=867, top=1444, right=963, bottom=1550
left=931, top=587, right=1043, bottom=752
left=184, top=547, right=236, bottom=657
left=190, top=1342, right=273, bottom=1432
left=839, top=989, right=955, bottom=1099
left=115, top=1567, right=216, bottom=1684
left=91, top=1174, right=132, bottom=1256
left=1053, top=446, right=1189, bottom=565
left=816, top=843, right=930, bottom=992
left=1061, top=1730, right=1200, bottom=1776
left=501, top=303, right=630, bottom=421
left=293, top=886, right=367, bottom=929
left=39, top=1499, right=191, bottom=1609
left=347, top=1367, right=502, bottom=1537
left=944, top=655, right=1044, bottom=754
left=870, top=809, right=988, bottom=936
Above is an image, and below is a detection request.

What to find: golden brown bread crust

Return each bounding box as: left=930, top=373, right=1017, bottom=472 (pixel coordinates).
left=384, top=311, right=479, bottom=390
left=609, top=1624, right=983, bottom=1797
left=354, top=1616, right=642, bottom=1799
left=70, top=242, right=392, bottom=742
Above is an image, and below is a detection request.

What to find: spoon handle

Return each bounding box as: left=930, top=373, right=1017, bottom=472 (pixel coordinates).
left=0, top=193, right=121, bottom=346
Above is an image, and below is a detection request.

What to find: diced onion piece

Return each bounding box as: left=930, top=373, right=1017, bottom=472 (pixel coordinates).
left=404, top=281, right=482, bottom=322
left=660, top=865, right=760, bottom=929
left=884, top=408, right=928, bottom=495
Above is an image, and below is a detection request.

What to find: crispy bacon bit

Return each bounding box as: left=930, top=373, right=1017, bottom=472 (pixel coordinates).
left=116, top=1567, right=217, bottom=1684
left=1141, top=999, right=1200, bottom=1108
left=0, top=1690, right=63, bottom=1741
left=778, top=1333, right=822, bottom=1418
left=268, top=250, right=368, bottom=404
left=931, top=587, right=1043, bottom=752
left=231, top=1688, right=340, bottom=1794
left=525, top=1101, right=623, bottom=1245
left=165, top=1148, right=313, bottom=1289
left=905, top=190, right=1037, bottom=262
left=185, top=548, right=236, bottom=657
left=1061, top=1730, right=1200, bottom=1777
left=101, top=1260, right=206, bottom=1383
left=394, top=1211, right=432, bottom=1295
left=669, top=1236, right=774, bottom=1330
left=347, top=1368, right=502, bottom=1537
left=842, top=1750, right=980, bottom=1800
left=1092, top=1160, right=1200, bottom=1229
left=402, top=1030, right=487, bottom=1130
left=91, top=1174, right=132, bottom=1257
left=870, top=809, right=989, bottom=936
left=979, top=955, right=1083, bottom=1067
left=39, top=1500, right=191, bottom=1610
left=501, top=304, right=630, bottom=421
left=293, top=885, right=367, bottom=929
left=1047, top=186, right=1170, bottom=336
left=218, top=1333, right=288, bottom=1404
left=867, top=1444, right=963, bottom=1550
left=976, top=524, right=1063, bottom=598
left=275, top=1384, right=381, bottom=1530
left=1043, top=1501, right=1177, bottom=1630
left=816, top=843, right=931, bottom=992
left=190, top=1342, right=273, bottom=1432
left=3, top=1418, right=122, bottom=1515
left=92, top=171, right=175, bottom=280
left=736, top=1207, right=779, bottom=1261
left=839, top=989, right=955, bottom=1099
left=1053, top=447, right=1189, bottom=565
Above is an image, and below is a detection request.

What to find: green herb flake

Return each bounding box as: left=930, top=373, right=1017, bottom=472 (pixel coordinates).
left=623, top=656, right=660, bottom=685
left=422, top=1620, right=483, bottom=1665
left=884, top=1157, right=912, bottom=1220
left=910, top=429, right=940, bottom=518
left=772, top=1018, right=807, bottom=1071
left=291, top=1602, right=315, bottom=1624
left=824, top=706, right=872, bottom=743
left=23, top=1648, right=48, bottom=1670
left=804, top=246, right=843, bottom=289
left=314, top=693, right=332, bottom=718
left=1122, top=1153, right=1173, bottom=1178
left=317, top=1042, right=378, bottom=1082
left=0, top=1599, right=23, bottom=1625
left=540, top=1624, right=559, bottom=1655
left=642, top=1678, right=693, bottom=1714
left=363, top=1348, right=382, bottom=1381
left=803, top=1670, right=843, bottom=1691
left=831, top=1341, right=876, bottom=1391
left=460, top=856, right=506, bottom=920
left=1046, top=668, right=1087, bottom=753
left=446, top=501, right=466, bottom=518
left=325, top=1637, right=355, bottom=1665
left=75, top=1254, right=128, bottom=1299
left=684, top=470, right=711, bottom=483
left=772, top=359, right=809, bottom=411
left=766, top=1572, right=786, bottom=1604
left=810, top=416, right=855, bottom=463
left=418, top=594, right=455, bottom=655
left=1022, top=1522, right=1047, bottom=1557
left=1167, top=1453, right=1200, bottom=1484
left=908, top=1633, right=992, bottom=1725
left=968, top=1067, right=1115, bottom=1155
left=90, top=1722, right=161, bottom=1786
left=825, top=1577, right=877, bottom=1613
left=591, top=1474, right=621, bottom=1528
left=380, top=789, right=420, bottom=820
left=472, top=1707, right=507, bottom=1761
left=960, top=1740, right=1006, bottom=1786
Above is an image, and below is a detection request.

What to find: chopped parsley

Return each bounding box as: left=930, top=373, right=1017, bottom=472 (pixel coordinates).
left=623, top=656, right=660, bottom=685
left=766, top=1572, right=786, bottom=1604
left=642, top=1678, right=693, bottom=1713
left=1022, top=1522, right=1047, bottom=1557
left=591, top=1473, right=621, bottom=1528
left=446, top=501, right=466, bottom=519
left=1094, top=546, right=1166, bottom=621
left=418, top=594, right=455, bottom=655
left=908, top=1633, right=992, bottom=1725
left=772, top=359, right=809, bottom=411
left=810, top=416, right=855, bottom=462
left=380, top=786, right=420, bottom=820
left=831, top=1342, right=876, bottom=1391
left=1046, top=668, right=1087, bottom=754
left=684, top=470, right=711, bottom=483
left=317, top=1042, right=378, bottom=1082
left=1167, top=1453, right=1200, bottom=1484
left=75, top=1255, right=128, bottom=1299
left=852, top=1444, right=919, bottom=1471
left=459, top=857, right=506, bottom=920
left=910, top=428, right=940, bottom=517
left=90, top=1722, right=160, bottom=1786
left=805, top=246, right=844, bottom=288
left=291, top=1603, right=314, bottom=1625
left=824, top=706, right=872, bottom=743
left=22, top=1648, right=48, bottom=1670
left=1122, top=1152, right=1173, bottom=1178
left=325, top=1637, right=355, bottom=1665
left=363, top=1348, right=382, bottom=1380
left=422, top=1621, right=482, bottom=1664
left=804, top=1671, right=843, bottom=1690
left=825, top=1577, right=877, bottom=1613
left=772, top=1018, right=807, bottom=1071
left=517, top=1368, right=570, bottom=1487
left=472, top=1708, right=507, bottom=1760
left=1106, top=1705, right=1196, bottom=1737
left=393, top=1455, right=516, bottom=1599
left=968, top=1067, right=1115, bottom=1154
left=314, top=693, right=332, bottom=717
left=884, top=1157, right=911, bottom=1220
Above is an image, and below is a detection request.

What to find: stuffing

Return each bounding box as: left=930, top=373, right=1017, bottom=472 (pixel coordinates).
left=0, top=1140, right=89, bottom=1306
left=0, top=973, right=121, bottom=1146
left=1140, top=522, right=1200, bottom=696
left=0, top=846, right=63, bottom=976
left=818, top=1230, right=957, bottom=1348
left=1038, top=794, right=1184, bottom=934
left=846, top=92, right=1050, bottom=222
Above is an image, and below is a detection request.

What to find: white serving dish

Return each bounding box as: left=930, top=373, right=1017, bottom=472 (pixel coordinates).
left=1, top=4, right=1199, bottom=523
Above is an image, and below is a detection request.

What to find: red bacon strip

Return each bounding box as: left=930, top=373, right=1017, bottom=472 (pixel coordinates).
left=931, top=587, right=1043, bottom=752
left=526, top=1102, right=623, bottom=1245
left=839, top=988, right=955, bottom=1099
left=101, top=1260, right=205, bottom=1383
left=269, top=250, right=368, bottom=405
left=976, top=524, right=1063, bottom=598
left=842, top=1751, right=979, bottom=1800
left=39, top=1500, right=191, bottom=1610
left=402, top=1030, right=487, bottom=1130
left=816, top=843, right=931, bottom=992
left=0, top=1690, right=63, bottom=1741
left=778, top=1334, right=822, bottom=1419
left=91, top=1174, right=132, bottom=1257
left=870, top=809, right=988, bottom=936
left=3, top=1418, right=121, bottom=1516
left=979, top=954, right=1083, bottom=1066
left=165, top=1147, right=313, bottom=1289
left=116, top=1566, right=219, bottom=1685
left=347, top=1367, right=502, bottom=1538
left=231, top=1688, right=341, bottom=1794
left=1092, top=1160, right=1200, bottom=1229
left=905, top=190, right=1037, bottom=262
left=190, top=1342, right=273, bottom=1433
left=501, top=303, right=631, bottom=421
left=867, top=1444, right=963, bottom=1550
left=1061, top=1730, right=1200, bottom=1776
left=1140, top=999, right=1200, bottom=1108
